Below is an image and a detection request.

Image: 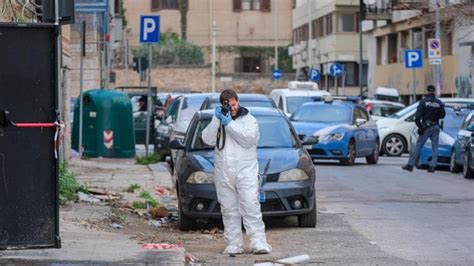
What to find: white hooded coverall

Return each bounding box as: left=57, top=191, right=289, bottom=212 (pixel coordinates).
left=201, top=109, right=271, bottom=254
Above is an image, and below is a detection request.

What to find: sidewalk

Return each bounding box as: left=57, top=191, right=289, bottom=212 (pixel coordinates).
left=0, top=158, right=185, bottom=264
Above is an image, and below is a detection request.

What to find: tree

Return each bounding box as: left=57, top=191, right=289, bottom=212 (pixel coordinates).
left=179, top=0, right=188, bottom=40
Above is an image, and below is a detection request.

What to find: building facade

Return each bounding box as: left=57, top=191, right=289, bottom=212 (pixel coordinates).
left=290, top=0, right=368, bottom=96
left=365, top=0, right=473, bottom=104
left=123, top=0, right=294, bottom=77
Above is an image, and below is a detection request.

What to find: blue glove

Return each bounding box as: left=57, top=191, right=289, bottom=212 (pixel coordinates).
left=221, top=112, right=232, bottom=126
left=214, top=106, right=223, bottom=120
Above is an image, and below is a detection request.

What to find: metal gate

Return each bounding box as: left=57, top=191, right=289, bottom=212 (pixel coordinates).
left=0, top=23, right=60, bottom=249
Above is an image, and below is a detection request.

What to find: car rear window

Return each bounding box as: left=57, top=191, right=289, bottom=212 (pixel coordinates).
left=291, top=104, right=351, bottom=123
left=369, top=103, right=404, bottom=117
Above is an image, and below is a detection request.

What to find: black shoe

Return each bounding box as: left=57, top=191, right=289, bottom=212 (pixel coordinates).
left=402, top=165, right=413, bottom=172
left=428, top=167, right=435, bottom=173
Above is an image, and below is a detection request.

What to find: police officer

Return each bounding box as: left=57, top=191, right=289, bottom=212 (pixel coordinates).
left=402, top=85, right=445, bottom=173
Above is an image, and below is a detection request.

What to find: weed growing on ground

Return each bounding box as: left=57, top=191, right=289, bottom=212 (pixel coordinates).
left=59, top=162, right=87, bottom=204
left=126, top=183, right=141, bottom=193
left=135, top=153, right=161, bottom=165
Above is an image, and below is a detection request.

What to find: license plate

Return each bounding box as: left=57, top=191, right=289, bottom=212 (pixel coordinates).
left=259, top=191, right=266, bottom=203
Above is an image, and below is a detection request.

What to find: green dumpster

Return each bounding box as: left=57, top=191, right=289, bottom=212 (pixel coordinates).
left=72, top=89, right=136, bottom=158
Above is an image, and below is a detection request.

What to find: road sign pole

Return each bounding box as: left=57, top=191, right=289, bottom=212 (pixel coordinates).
left=138, top=58, right=143, bottom=87
left=335, top=75, right=338, bottom=96
left=145, top=45, right=153, bottom=156
left=435, top=0, right=441, bottom=96
left=79, top=21, right=85, bottom=159
left=412, top=68, right=416, bottom=104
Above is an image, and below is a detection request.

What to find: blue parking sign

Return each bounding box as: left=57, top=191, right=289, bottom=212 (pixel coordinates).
left=309, top=68, right=320, bottom=81
left=404, top=50, right=423, bottom=68
left=140, top=16, right=160, bottom=43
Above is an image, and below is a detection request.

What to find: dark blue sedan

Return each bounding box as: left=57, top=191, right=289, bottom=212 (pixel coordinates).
left=450, top=111, right=474, bottom=178
left=169, top=108, right=317, bottom=230
left=290, top=99, right=379, bottom=165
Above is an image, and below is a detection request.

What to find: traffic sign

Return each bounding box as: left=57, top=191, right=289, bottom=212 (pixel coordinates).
left=272, top=69, right=282, bottom=80
left=140, top=15, right=160, bottom=43
left=329, top=63, right=343, bottom=77
left=404, top=50, right=423, bottom=69
left=309, top=68, right=320, bottom=81
left=428, top=38, right=441, bottom=59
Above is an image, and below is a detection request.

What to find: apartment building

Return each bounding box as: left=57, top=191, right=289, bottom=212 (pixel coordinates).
left=365, top=0, right=473, bottom=103
left=290, top=0, right=368, bottom=96
left=124, top=0, right=293, bottom=75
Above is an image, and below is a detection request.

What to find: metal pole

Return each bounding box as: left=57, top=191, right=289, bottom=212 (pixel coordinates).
left=54, top=0, right=63, bottom=162
left=307, top=0, right=312, bottom=70
left=79, top=21, right=85, bottom=159
left=211, top=21, right=217, bottom=93
left=434, top=0, right=441, bottom=96
left=335, top=75, right=338, bottom=96
left=274, top=0, right=279, bottom=70
left=411, top=30, right=416, bottom=104
left=358, top=0, right=363, bottom=98
left=125, top=37, right=129, bottom=86
left=145, top=45, right=153, bottom=156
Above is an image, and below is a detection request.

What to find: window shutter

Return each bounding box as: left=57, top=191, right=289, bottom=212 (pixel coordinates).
left=234, top=57, right=242, bottom=72
left=261, top=0, right=270, bottom=12
left=233, top=0, right=242, bottom=12
left=151, top=0, right=160, bottom=10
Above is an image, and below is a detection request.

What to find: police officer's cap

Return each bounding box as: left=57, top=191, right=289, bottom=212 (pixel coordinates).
left=427, top=85, right=435, bottom=92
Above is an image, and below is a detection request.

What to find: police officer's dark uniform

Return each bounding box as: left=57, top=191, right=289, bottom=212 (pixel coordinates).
left=402, top=85, right=446, bottom=173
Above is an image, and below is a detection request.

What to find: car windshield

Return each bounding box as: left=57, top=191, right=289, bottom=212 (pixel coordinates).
left=190, top=115, right=298, bottom=150
left=444, top=108, right=472, bottom=135
left=180, top=96, right=207, bottom=121
left=286, top=96, right=322, bottom=114
left=389, top=103, right=418, bottom=118
left=370, top=103, right=404, bottom=117
left=291, top=104, right=351, bottom=123
left=209, top=101, right=274, bottom=109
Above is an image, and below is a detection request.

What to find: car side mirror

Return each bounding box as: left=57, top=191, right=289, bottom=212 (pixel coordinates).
left=169, top=139, right=185, bottom=150
left=467, top=124, right=474, bottom=132
left=302, top=135, right=318, bottom=146
left=356, top=118, right=367, bottom=126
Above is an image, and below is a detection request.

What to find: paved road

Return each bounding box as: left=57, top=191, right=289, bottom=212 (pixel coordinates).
left=183, top=155, right=474, bottom=264
left=315, top=155, right=474, bottom=264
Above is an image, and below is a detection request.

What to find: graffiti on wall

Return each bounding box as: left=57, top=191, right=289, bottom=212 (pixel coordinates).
left=456, top=75, right=472, bottom=98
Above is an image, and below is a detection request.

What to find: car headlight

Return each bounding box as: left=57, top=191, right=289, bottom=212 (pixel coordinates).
left=378, top=126, right=390, bottom=132
left=279, top=169, right=309, bottom=182
left=157, top=125, right=170, bottom=136
left=321, top=133, right=344, bottom=141
left=186, top=171, right=214, bottom=184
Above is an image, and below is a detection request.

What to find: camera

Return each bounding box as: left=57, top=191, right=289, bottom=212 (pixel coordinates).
left=221, top=101, right=230, bottom=116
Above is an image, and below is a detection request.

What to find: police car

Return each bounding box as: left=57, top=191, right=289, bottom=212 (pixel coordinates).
left=290, top=96, right=379, bottom=166
left=269, top=81, right=331, bottom=117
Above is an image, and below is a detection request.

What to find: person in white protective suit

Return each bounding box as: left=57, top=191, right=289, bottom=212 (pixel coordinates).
left=201, top=89, right=272, bottom=255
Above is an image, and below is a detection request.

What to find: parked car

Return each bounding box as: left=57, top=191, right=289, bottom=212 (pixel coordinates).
left=464, top=130, right=474, bottom=179
left=450, top=111, right=474, bottom=176
left=372, top=87, right=400, bottom=102
left=169, top=107, right=317, bottom=230
left=199, top=93, right=277, bottom=110
left=360, top=99, right=405, bottom=121
left=155, top=93, right=214, bottom=162
left=130, top=93, right=159, bottom=145
left=269, top=81, right=331, bottom=116
left=377, top=98, right=474, bottom=157
left=410, top=104, right=473, bottom=169
left=290, top=97, right=379, bottom=166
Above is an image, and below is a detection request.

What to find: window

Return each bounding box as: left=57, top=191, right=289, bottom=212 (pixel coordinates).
left=234, top=0, right=270, bottom=12
left=387, top=34, right=398, bottom=63
left=235, top=56, right=268, bottom=73
left=326, top=14, right=333, bottom=35
left=151, top=0, right=179, bottom=10
left=344, top=63, right=356, bottom=86
left=338, top=14, right=356, bottom=32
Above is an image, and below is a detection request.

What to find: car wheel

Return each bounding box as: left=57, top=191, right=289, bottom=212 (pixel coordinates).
left=382, top=134, right=406, bottom=157
left=178, top=194, right=196, bottom=231
left=463, top=151, right=474, bottom=179
left=298, top=197, right=317, bottom=228
left=450, top=150, right=462, bottom=173
left=340, top=140, right=356, bottom=166
left=366, top=141, right=379, bottom=165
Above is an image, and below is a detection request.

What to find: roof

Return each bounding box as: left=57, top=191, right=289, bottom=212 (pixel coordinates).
left=270, top=89, right=331, bottom=97
left=200, top=107, right=285, bottom=118
left=206, top=93, right=273, bottom=102
left=362, top=99, right=405, bottom=107
left=300, top=100, right=356, bottom=108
